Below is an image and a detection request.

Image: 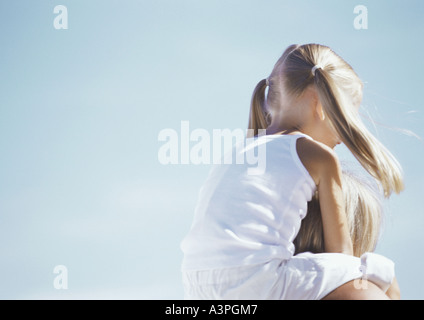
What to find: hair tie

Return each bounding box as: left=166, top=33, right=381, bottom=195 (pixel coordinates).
left=265, top=78, right=269, bottom=86
left=311, top=65, right=322, bottom=77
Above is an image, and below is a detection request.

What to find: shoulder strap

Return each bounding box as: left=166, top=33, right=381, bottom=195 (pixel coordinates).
left=293, top=132, right=314, bottom=141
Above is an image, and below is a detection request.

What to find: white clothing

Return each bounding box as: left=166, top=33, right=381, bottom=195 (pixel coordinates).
left=182, top=252, right=394, bottom=300
left=180, top=133, right=395, bottom=299
left=181, top=133, right=316, bottom=270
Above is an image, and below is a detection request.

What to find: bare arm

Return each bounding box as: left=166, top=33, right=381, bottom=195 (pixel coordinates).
left=297, top=138, right=353, bottom=255
left=386, top=277, right=401, bottom=300
left=316, top=150, right=353, bottom=254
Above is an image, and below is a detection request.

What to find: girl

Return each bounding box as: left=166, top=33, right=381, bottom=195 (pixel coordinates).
left=180, top=43, right=403, bottom=299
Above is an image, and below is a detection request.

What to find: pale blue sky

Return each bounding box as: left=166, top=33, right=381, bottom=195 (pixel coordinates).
left=0, top=0, right=423, bottom=299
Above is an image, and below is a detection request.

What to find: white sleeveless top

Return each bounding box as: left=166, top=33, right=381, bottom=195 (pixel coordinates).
left=181, top=133, right=317, bottom=270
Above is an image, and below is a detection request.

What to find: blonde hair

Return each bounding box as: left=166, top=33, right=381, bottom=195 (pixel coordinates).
left=248, top=43, right=404, bottom=197
left=294, top=169, right=383, bottom=257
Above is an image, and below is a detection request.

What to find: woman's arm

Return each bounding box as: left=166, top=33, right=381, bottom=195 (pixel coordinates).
left=297, top=137, right=353, bottom=255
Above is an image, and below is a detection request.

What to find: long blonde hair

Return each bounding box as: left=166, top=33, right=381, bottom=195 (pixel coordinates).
left=294, top=168, right=383, bottom=257
left=248, top=43, right=404, bottom=197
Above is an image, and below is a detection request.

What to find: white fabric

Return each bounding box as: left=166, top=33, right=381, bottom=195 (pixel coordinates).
left=360, top=252, right=395, bottom=292
left=182, top=252, right=395, bottom=300
left=311, top=65, right=322, bottom=76
left=181, top=133, right=316, bottom=270
left=180, top=133, right=395, bottom=299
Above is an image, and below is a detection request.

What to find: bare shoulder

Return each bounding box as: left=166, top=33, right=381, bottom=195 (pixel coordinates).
left=296, top=137, right=341, bottom=185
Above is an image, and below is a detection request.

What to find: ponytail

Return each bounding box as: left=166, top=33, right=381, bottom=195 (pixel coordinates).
left=253, top=43, right=403, bottom=197
left=314, top=68, right=404, bottom=197
left=247, top=79, right=269, bottom=137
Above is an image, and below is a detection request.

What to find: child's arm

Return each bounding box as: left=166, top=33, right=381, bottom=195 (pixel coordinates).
left=386, top=277, right=401, bottom=300
left=297, top=138, right=353, bottom=255
left=316, top=149, right=353, bottom=254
